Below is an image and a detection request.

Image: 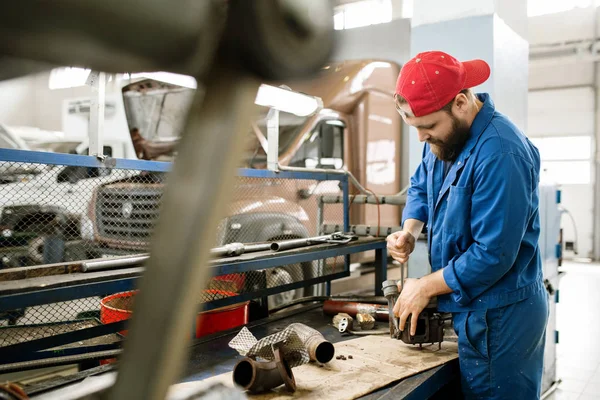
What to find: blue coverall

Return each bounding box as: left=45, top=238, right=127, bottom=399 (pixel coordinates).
left=402, top=93, right=549, bottom=399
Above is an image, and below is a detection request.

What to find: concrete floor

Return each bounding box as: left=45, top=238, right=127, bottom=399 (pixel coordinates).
left=547, top=261, right=600, bottom=400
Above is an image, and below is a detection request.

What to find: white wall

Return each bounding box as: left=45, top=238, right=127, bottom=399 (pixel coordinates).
left=31, top=71, right=123, bottom=132
left=0, top=75, right=35, bottom=126
left=527, top=8, right=600, bottom=259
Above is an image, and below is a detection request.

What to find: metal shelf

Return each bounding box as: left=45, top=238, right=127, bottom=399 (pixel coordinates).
left=0, top=238, right=387, bottom=367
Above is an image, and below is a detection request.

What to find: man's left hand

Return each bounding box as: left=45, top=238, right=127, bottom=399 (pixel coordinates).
left=393, top=278, right=431, bottom=336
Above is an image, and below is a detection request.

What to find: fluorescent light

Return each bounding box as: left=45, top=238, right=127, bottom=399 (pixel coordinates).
left=127, top=72, right=197, bottom=89
left=254, top=84, right=322, bottom=117
left=48, top=67, right=91, bottom=90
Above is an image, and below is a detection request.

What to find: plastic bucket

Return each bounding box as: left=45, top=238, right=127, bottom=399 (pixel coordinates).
left=100, top=289, right=249, bottom=338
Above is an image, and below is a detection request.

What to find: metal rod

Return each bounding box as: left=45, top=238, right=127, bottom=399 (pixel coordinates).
left=0, top=350, right=121, bottom=373
left=267, top=108, right=280, bottom=171
left=278, top=164, right=369, bottom=194
left=108, top=64, right=259, bottom=400
left=210, top=242, right=272, bottom=257
left=315, top=196, right=325, bottom=296
left=270, top=234, right=345, bottom=252
left=82, top=255, right=149, bottom=272
left=322, top=224, right=401, bottom=237
left=321, top=194, right=406, bottom=205
left=82, top=241, right=273, bottom=272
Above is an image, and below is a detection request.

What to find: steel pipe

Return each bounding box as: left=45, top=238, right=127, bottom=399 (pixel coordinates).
left=321, top=194, right=406, bottom=205
left=81, top=255, right=149, bottom=272
left=287, top=323, right=335, bottom=364
left=323, top=300, right=391, bottom=322
left=210, top=242, right=272, bottom=257
left=322, top=224, right=401, bottom=237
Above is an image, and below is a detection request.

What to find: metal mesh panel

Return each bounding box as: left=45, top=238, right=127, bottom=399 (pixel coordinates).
left=0, top=157, right=345, bottom=351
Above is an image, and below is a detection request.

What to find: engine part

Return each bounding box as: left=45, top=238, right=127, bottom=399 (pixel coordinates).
left=356, top=313, right=375, bottom=330
left=381, top=280, right=445, bottom=349
left=232, top=347, right=295, bottom=393
left=323, top=300, right=390, bottom=322
left=382, top=279, right=400, bottom=338
left=288, top=323, right=335, bottom=364
left=270, top=232, right=356, bottom=252
left=399, top=310, right=445, bottom=350
left=332, top=313, right=354, bottom=333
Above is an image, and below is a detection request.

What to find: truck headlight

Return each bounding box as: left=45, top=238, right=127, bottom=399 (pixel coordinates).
left=2, top=229, right=12, bottom=238
left=80, top=215, right=95, bottom=241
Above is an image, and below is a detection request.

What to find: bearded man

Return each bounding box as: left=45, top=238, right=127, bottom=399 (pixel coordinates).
left=387, top=51, right=548, bottom=399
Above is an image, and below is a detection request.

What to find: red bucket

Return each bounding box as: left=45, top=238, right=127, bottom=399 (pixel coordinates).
left=100, top=289, right=249, bottom=338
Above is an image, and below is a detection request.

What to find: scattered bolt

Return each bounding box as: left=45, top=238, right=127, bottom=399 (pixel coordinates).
left=336, top=355, right=342, bottom=360
left=348, top=355, right=353, bottom=359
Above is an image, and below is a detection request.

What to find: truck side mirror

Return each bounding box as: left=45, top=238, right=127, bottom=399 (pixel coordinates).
left=57, top=166, right=86, bottom=184
left=57, top=166, right=110, bottom=183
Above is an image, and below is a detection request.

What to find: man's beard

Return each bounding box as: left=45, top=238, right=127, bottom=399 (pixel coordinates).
left=428, top=116, right=471, bottom=162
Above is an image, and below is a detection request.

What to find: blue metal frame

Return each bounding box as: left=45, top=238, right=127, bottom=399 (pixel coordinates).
left=0, top=148, right=171, bottom=172
left=0, top=241, right=385, bottom=365
left=237, top=168, right=350, bottom=183
left=0, top=151, right=359, bottom=367
left=0, top=241, right=385, bottom=312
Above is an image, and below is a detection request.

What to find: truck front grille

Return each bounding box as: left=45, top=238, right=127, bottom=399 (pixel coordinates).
left=95, top=186, right=162, bottom=244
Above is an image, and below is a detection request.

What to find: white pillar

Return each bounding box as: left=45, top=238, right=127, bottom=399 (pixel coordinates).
left=87, top=71, right=106, bottom=157
left=407, top=0, right=528, bottom=176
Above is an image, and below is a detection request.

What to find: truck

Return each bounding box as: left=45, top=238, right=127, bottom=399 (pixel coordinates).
left=80, top=60, right=405, bottom=308
left=0, top=135, right=137, bottom=268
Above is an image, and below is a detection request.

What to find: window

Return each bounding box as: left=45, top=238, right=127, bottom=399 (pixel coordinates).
left=334, top=0, right=392, bottom=30
left=530, top=136, right=592, bottom=185
left=528, top=0, right=593, bottom=17
left=48, top=67, right=91, bottom=90
left=290, top=121, right=344, bottom=169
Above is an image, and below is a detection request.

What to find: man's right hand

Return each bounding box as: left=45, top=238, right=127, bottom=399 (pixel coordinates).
left=386, top=231, right=416, bottom=264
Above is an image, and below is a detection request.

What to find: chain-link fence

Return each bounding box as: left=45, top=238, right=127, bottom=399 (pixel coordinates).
left=0, top=153, right=347, bottom=357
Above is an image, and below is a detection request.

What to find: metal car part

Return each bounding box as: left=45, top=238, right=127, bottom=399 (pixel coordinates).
left=232, top=347, right=296, bottom=394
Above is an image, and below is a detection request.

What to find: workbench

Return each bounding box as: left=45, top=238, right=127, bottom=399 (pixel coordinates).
left=22, top=303, right=460, bottom=399
left=180, top=304, right=460, bottom=399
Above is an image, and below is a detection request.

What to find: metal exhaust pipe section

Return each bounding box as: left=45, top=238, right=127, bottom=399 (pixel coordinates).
left=287, top=323, right=335, bottom=364
left=233, top=348, right=296, bottom=393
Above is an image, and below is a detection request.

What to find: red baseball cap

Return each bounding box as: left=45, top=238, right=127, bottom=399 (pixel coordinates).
left=395, top=51, right=491, bottom=117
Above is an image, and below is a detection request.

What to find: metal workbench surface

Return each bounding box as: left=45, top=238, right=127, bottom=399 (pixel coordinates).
left=181, top=303, right=460, bottom=399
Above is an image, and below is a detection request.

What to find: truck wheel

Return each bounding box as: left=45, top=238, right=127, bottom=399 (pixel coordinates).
left=266, top=236, right=315, bottom=310
left=27, top=236, right=45, bottom=265
left=225, top=0, right=335, bottom=80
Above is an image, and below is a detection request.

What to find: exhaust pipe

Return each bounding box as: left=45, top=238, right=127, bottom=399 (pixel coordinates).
left=287, top=323, right=335, bottom=364
left=232, top=348, right=296, bottom=393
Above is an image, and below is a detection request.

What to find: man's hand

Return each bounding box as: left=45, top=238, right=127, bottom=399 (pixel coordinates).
left=386, top=231, right=416, bottom=263
left=392, top=278, right=431, bottom=337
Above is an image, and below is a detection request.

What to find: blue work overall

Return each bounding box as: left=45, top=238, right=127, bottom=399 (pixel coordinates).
left=402, top=94, right=549, bottom=399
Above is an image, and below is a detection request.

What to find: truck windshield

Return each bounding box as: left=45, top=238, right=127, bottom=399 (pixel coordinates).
left=244, top=109, right=309, bottom=168
left=121, top=81, right=310, bottom=166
